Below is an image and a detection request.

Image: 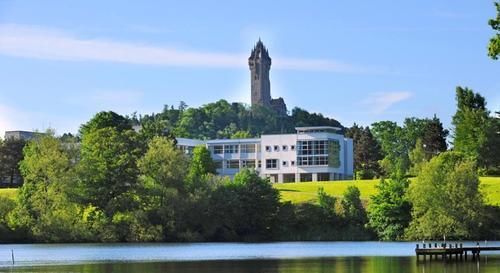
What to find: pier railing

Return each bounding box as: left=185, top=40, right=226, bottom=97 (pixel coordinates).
left=415, top=242, right=500, bottom=262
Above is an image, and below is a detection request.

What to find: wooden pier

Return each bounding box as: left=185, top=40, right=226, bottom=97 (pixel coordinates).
left=415, top=243, right=500, bottom=262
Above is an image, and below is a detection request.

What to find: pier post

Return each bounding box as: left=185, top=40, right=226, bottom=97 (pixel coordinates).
left=416, top=244, right=419, bottom=262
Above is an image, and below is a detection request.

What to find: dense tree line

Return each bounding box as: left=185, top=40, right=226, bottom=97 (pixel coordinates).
left=0, top=112, right=373, bottom=243
left=346, top=113, right=449, bottom=179
left=1, top=86, right=499, bottom=242
left=136, top=100, right=343, bottom=140
left=346, top=86, right=499, bottom=179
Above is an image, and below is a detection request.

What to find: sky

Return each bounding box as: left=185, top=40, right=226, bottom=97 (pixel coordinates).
left=0, top=1, right=499, bottom=138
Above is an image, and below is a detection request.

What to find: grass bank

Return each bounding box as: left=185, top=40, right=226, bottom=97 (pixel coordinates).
left=2, top=177, right=499, bottom=205
left=274, top=177, right=500, bottom=206
left=0, top=188, right=18, bottom=200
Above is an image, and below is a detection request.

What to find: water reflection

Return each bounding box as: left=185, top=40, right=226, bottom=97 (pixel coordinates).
left=2, top=257, right=499, bottom=273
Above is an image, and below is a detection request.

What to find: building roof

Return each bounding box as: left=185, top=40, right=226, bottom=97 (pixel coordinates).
left=295, top=126, right=342, bottom=133
left=176, top=138, right=206, bottom=147
left=206, top=138, right=261, bottom=145
left=4, top=130, right=39, bottom=140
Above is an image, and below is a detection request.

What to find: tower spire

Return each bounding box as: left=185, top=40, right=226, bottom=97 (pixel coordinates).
left=249, top=39, right=271, bottom=107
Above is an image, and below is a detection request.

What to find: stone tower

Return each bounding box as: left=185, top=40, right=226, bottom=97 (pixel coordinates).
left=249, top=39, right=272, bottom=107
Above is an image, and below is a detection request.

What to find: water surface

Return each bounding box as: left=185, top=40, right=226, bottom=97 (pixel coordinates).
left=0, top=242, right=499, bottom=273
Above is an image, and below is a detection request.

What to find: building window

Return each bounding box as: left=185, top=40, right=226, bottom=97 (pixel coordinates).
left=282, top=145, right=288, bottom=151
left=291, top=160, right=295, bottom=166
left=214, top=160, right=223, bottom=169
left=226, top=160, right=239, bottom=169
left=274, top=145, right=279, bottom=151
left=258, top=160, right=262, bottom=168
left=224, top=144, right=239, bottom=154
left=265, top=146, right=272, bottom=152
left=282, top=161, right=288, bottom=167
left=296, top=140, right=332, bottom=167
left=291, top=145, right=295, bottom=151
left=266, top=159, right=278, bottom=169
left=213, top=145, right=223, bottom=154
left=241, top=144, right=256, bottom=153
left=242, top=160, right=256, bottom=168
left=297, top=156, right=329, bottom=166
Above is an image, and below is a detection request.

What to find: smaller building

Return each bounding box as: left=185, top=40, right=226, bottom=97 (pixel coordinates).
left=177, top=126, right=353, bottom=182
left=4, top=130, right=39, bottom=141
left=176, top=138, right=207, bottom=155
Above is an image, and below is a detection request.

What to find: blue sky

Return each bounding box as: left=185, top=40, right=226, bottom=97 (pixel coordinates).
left=0, top=1, right=499, bottom=137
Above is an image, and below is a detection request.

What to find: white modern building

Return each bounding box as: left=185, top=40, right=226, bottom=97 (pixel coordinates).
left=177, top=126, right=353, bottom=183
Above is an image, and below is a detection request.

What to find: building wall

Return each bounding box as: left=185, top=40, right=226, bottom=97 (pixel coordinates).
left=4, top=131, right=36, bottom=141
left=180, top=130, right=354, bottom=183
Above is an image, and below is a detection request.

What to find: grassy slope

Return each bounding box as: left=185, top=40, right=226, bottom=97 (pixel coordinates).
left=480, top=177, right=500, bottom=206
left=274, top=177, right=500, bottom=206
left=0, top=188, right=18, bottom=200
left=1, top=177, right=499, bottom=205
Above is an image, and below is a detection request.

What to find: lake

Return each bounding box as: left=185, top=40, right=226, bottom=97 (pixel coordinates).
left=0, top=242, right=499, bottom=272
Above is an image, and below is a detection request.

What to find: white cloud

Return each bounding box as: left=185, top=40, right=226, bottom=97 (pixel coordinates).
left=362, top=91, right=413, bottom=114
left=0, top=24, right=377, bottom=73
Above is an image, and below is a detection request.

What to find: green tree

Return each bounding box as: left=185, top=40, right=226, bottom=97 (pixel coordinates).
left=317, top=187, right=337, bottom=216
left=368, top=175, right=411, bottom=240
left=347, top=125, right=383, bottom=179
left=137, top=136, right=189, bottom=240
left=207, top=169, right=280, bottom=241
left=138, top=114, right=177, bottom=144
left=0, top=196, right=17, bottom=242
left=231, top=130, right=252, bottom=139
left=371, top=121, right=409, bottom=174
left=406, top=151, right=483, bottom=240
left=9, top=133, right=88, bottom=242
left=79, top=111, right=132, bottom=136
left=488, top=2, right=500, bottom=59
left=452, top=87, right=489, bottom=161
left=187, top=145, right=216, bottom=187
left=138, top=137, right=188, bottom=193
left=409, top=139, right=427, bottom=176
left=479, top=116, right=500, bottom=173
left=341, top=185, right=368, bottom=228
left=421, top=115, right=448, bottom=157
left=77, top=126, right=142, bottom=216
left=403, top=117, right=428, bottom=150
left=0, top=138, right=26, bottom=186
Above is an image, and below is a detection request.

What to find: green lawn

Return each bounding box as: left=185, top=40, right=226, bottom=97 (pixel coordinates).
left=274, top=177, right=500, bottom=206
left=0, top=188, right=18, bottom=200
left=274, top=179, right=379, bottom=204
left=1, top=177, right=499, bottom=206
left=480, top=177, right=500, bottom=206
